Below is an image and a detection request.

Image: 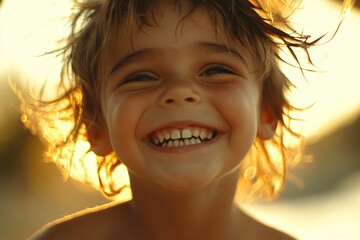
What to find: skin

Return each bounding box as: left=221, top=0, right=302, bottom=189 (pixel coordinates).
left=32, top=1, right=295, bottom=240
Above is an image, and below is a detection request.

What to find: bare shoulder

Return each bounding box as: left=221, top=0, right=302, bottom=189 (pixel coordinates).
left=237, top=208, right=297, bottom=240
left=255, top=224, right=297, bottom=240
left=29, top=201, right=134, bottom=240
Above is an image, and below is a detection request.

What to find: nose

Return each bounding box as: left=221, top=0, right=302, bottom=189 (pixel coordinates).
left=159, top=80, right=201, bottom=107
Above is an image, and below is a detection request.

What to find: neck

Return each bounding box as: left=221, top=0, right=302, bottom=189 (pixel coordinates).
left=128, top=170, right=242, bottom=240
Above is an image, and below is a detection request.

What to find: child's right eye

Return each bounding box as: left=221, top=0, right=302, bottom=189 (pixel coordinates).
left=122, top=72, right=158, bottom=84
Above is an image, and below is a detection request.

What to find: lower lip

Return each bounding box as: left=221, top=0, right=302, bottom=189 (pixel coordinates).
left=144, top=133, right=223, bottom=153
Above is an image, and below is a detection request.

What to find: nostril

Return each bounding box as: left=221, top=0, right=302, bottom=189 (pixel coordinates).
left=161, top=91, right=200, bottom=106
left=164, top=97, right=194, bottom=104
left=185, top=97, right=195, bottom=103
left=165, top=99, right=174, bottom=104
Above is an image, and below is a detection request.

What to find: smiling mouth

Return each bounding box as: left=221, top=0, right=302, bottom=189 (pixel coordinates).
left=149, top=127, right=218, bottom=148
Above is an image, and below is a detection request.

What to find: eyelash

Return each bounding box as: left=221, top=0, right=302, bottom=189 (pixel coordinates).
left=200, top=65, right=235, bottom=76
left=121, top=64, right=234, bottom=84
left=122, top=72, right=158, bottom=84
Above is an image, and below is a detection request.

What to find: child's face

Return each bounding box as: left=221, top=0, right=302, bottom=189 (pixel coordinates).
left=91, top=2, right=272, bottom=191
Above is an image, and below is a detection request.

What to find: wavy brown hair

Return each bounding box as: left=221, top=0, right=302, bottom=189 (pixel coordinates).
left=17, top=0, right=354, bottom=200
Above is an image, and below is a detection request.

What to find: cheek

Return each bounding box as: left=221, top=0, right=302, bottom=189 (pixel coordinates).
left=214, top=84, right=259, bottom=121
left=212, top=87, right=260, bottom=150
left=105, top=93, right=149, bottom=160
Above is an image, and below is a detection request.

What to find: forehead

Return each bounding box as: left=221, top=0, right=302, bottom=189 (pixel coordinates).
left=122, top=4, right=220, bottom=47
left=101, top=1, right=256, bottom=76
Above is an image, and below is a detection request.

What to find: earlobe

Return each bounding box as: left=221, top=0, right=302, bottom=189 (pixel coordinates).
left=257, top=106, right=278, bottom=140
left=86, top=122, right=113, bottom=156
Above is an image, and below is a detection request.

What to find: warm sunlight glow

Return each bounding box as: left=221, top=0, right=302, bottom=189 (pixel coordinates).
left=1, top=0, right=359, bottom=238
left=282, top=0, right=360, bottom=140
left=63, top=139, right=132, bottom=201
left=1, top=0, right=358, bottom=181
left=0, top=0, right=72, bottom=92
left=1, top=0, right=358, bottom=200
left=1, top=0, right=359, bottom=140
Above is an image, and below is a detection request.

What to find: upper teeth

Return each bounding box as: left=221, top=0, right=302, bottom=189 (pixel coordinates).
left=150, top=127, right=216, bottom=147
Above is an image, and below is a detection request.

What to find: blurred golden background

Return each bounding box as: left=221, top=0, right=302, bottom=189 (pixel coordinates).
left=0, top=0, right=359, bottom=239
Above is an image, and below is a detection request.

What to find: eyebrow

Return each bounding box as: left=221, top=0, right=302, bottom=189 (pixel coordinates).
left=195, top=41, right=247, bottom=65
left=109, top=42, right=247, bottom=76
left=109, top=48, right=159, bottom=76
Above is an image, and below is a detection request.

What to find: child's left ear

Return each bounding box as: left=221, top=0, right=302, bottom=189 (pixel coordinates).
left=257, top=105, right=278, bottom=140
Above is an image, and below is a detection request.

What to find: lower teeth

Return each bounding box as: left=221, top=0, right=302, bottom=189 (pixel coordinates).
left=158, top=137, right=213, bottom=148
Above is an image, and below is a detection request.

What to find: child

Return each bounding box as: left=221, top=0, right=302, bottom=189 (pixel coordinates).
left=18, top=0, right=353, bottom=239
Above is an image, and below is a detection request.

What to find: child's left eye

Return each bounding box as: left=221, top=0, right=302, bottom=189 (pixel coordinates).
left=200, top=65, right=234, bottom=76
left=121, top=72, right=158, bottom=85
